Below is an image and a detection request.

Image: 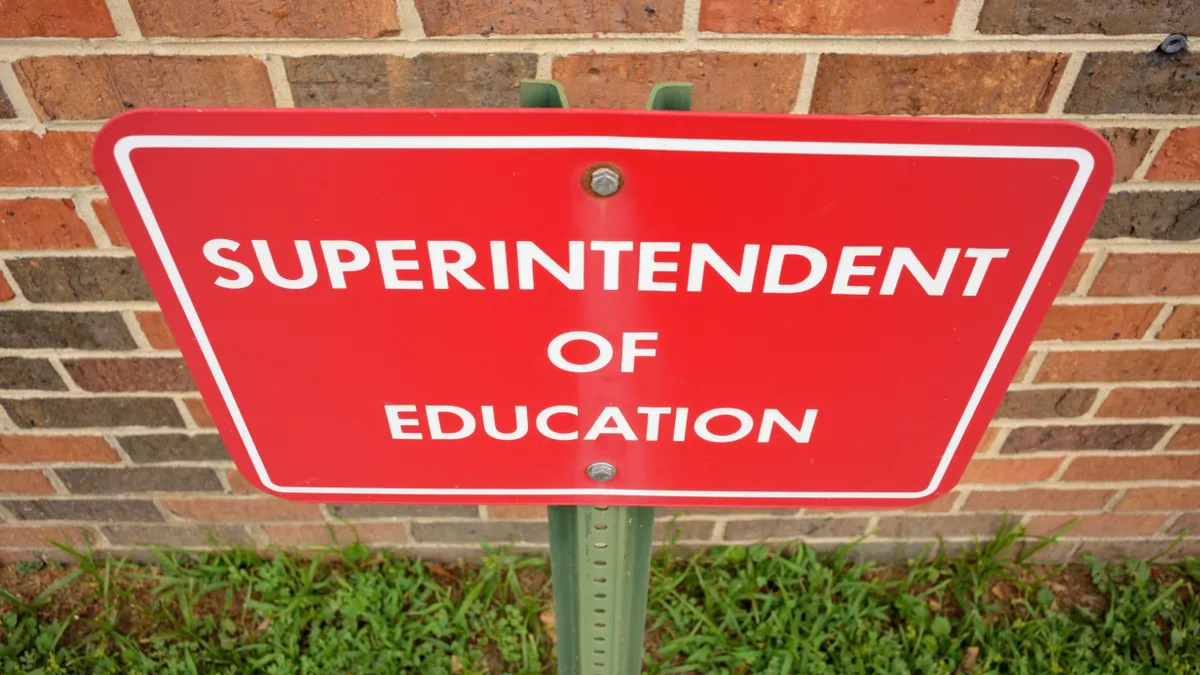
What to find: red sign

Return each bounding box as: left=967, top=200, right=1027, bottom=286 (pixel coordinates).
left=94, top=110, right=1113, bottom=508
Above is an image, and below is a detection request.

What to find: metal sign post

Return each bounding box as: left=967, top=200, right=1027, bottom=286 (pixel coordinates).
left=524, top=80, right=692, bottom=675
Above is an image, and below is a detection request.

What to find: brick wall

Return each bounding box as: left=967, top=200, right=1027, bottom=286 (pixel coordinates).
left=1, top=0, right=1199, bottom=563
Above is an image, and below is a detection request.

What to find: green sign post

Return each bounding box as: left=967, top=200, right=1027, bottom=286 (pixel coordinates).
left=520, top=79, right=692, bottom=675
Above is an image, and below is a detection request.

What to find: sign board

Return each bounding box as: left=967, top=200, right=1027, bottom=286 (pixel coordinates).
left=94, top=110, right=1113, bottom=507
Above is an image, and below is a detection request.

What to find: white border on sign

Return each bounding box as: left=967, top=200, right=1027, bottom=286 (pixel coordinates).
left=113, top=135, right=1095, bottom=500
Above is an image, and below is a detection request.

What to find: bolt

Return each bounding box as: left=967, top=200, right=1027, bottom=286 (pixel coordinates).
left=586, top=462, right=617, bottom=482
left=1160, top=34, right=1188, bottom=54
left=587, top=166, right=622, bottom=197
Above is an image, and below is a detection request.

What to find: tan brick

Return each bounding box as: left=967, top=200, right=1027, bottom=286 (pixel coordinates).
left=185, top=398, right=215, bottom=428
left=874, top=515, right=1006, bottom=538
left=0, top=436, right=118, bottom=463
left=103, top=524, right=254, bottom=547
left=2, top=398, right=184, bottom=430
left=90, top=199, right=127, bottom=247
left=995, top=389, right=1096, bottom=419
left=62, top=358, right=195, bottom=393
left=1169, top=425, right=1200, bottom=450
left=1116, top=486, right=1200, bottom=511
left=135, top=312, right=177, bottom=350
left=723, top=517, right=868, bottom=541
left=0, top=132, right=97, bottom=186
left=1067, top=52, right=1200, bottom=116
left=553, top=53, right=806, bottom=112
left=1057, top=253, right=1092, bottom=296
left=0, top=0, right=115, bottom=37
left=131, top=0, right=400, bottom=38
left=1026, top=513, right=1168, bottom=537
left=1090, top=254, right=1200, bottom=297
left=0, top=470, right=55, bottom=495
left=0, top=525, right=93, bottom=548
left=699, top=0, right=955, bottom=35
left=487, top=505, right=548, bottom=520
left=1160, top=306, right=1200, bottom=340
left=1092, top=191, right=1200, bottom=241
left=15, top=56, right=274, bottom=122
left=0, top=199, right=94, bottom=249
left=961, top=457, right=1064, bottom=484
left=263, top=522, right=408, bottom=547
left=162, top=497, right=322, bottom=522
left=226, top=469, right=260, bottom=494
left=1063, top=455, right=1200, bottom=482
left=1147, top=127, right=1200, bottom=182
left=1038, top=350, right=1200, bottom=383
left=0, top=312, right=132, bottom=350
left=410, top=520, right=550, bottom=544
left=1000, top=424, right=1167, bottom=453
left=1098, top=129, right=1158, bottom=182
left=1074, top=539, right=1200, bottom=562
left=963, top=489, right=1115, bottom=511
left=1097, top=388, right=1200, bottom=418
left=1167, top=514, right=1200, bottom=536
left=1035, top=304, right=1161, bottom=341
left=417, top=0, right=682, bottom=35
left=287, top=55, right=537, bottom=109
left=978, top=0, right=1200, bottom=35
left=810, top=53, right=1067, bottom=115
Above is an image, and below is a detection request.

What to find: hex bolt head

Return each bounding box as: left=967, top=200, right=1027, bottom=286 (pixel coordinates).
left=587, top=167, right=622, bottom=197
left=1160, top=34, right=1188, bottom=54
left=586, top=461, right=617, bottom=482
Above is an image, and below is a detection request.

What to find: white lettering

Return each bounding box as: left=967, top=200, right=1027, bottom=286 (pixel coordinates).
left=694, top=408, right=754, bottom=443
left=831, top=246, right=882, bottom=295
left=880, top=248, right=960, bottom=296
left=962, top=248, right=1009, bottom=296
left=757, top=409, right=818, bottom=443
left=547, top=331, right=613, bottom=373
left=376, top=240, right=422, bottom=290
left=763, top=245, right=827, bottom=294
left=204, top=238, right=254, bottom=289
left=426, top=405, right=475, bottom=440
left=637, top=406, right=671, bottom=442
left=687, top=244, right=760, bottom=292
left=481, top=405, right=527, bottom=440
left=638, top=242, right=680, bottom=292
left=253, top=240, right=318, bottom=290
left=428, top=241, right=484, bottom=290
left=621, top=332, right=657, bottom=373
left=321, top=240, right=371, bottom=289
left=536, top=406, right=578, bottom=441
left=590, top=241, right=633, bottom=291
left=517, top=241, right=584, bottom=290
left=385, top=405, right=422, bottom=440
left=584, top=406, right=637, bottom=441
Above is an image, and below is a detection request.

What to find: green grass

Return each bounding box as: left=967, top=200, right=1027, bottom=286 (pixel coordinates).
left=1, top=524, right=1198, bottom=674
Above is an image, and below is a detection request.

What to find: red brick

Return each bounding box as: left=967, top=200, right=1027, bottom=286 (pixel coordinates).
left=1064, top=454, right=1200, bottom=482
left=1013, top=352, right=1035, bottom=383
left=868, top=491, right=961, bottom=515
left=975, top=427, right=1000, bottom=454
left=0, top=0, right=115, bottom=37
left=225, top=469, right=260, bottom=494
left=962, top=489, right=1115, bottom=511
left=418, top=0, right=681, bottom=35
left=1099, top=128, right=1157, bottom=182
left=1057, top=253, right=1092, bottom=296
left=1026, top=513, right=1167, bottom=537
left=487, top=505, right=549, bottom=520
left=161, top=497, right=322, bottom=522
left=131, top=0, right=400, bottom=38
left=90, top=199, right=127, bottom=247
left=699, top=0, right=955, bottom=35
left=15, top=56, right=274, bottom=122
left=1117, top=487, right=1200, bottom=512
left=552, top=53, right=806, bottom=112
left=184, top=399, right=215, bottom=428
left=0, top=132, right=97, bottom=186
left=1147, top=127, right=1200, bottom=181
left=62, top=358, right=195, bottom=392
left=961, top=457, right=1063, bottom=484
left=0, top=525, right=93, bottom=548
left=1037, top=350, right=1200, bottom=383
left=0, top=199, right=94, bottom=249
left=1168, top=514, right=1200, bottom=536
left=0, top=436, right=118, bottom=463
left=810, top=53, right=1068, bottom=115
left=1168, top=425, right=1200, bottom=450
left=1090, top=254, right=1200, bottom=296
left=0, top=470, right=55, bottom=495
left=136, top=312, right=177, bottom=350
left=0, top=277, right=13, bottom=302
left=1098, top=388, right=1200, bottom=418
left=1035, top=304, right=1161, bottom=341
left=1160, top=306, right=1200, bottom=340
left=263, top=522, right=407, bottom=546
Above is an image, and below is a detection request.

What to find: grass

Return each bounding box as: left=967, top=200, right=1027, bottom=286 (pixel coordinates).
left=0, top=524, right=1198, bottom=674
